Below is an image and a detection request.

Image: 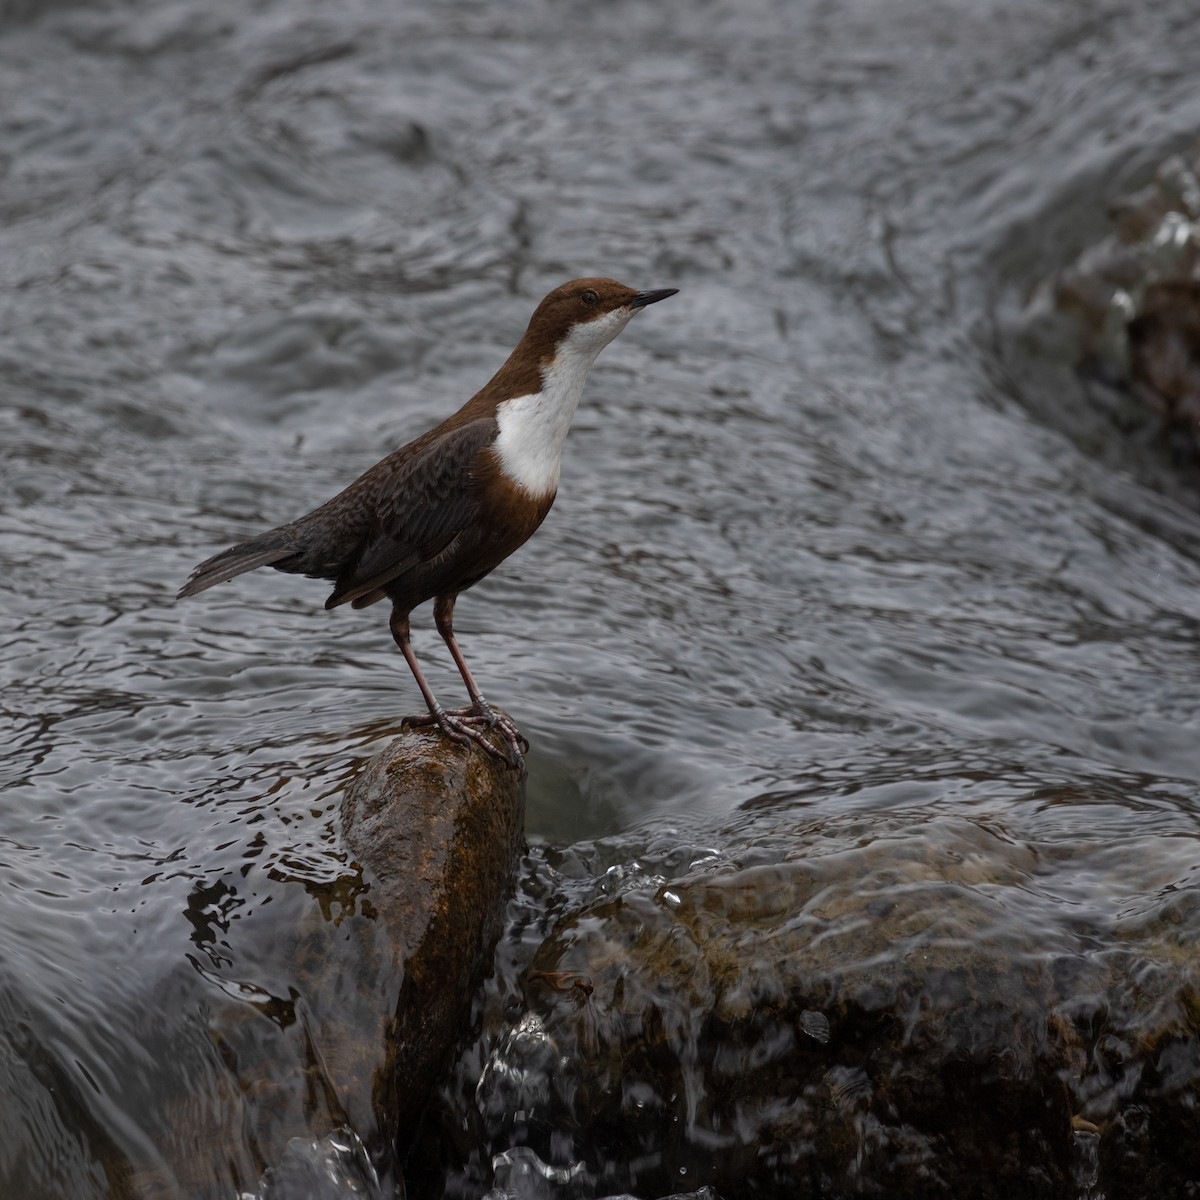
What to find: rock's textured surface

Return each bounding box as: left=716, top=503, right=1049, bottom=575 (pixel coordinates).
left=1032, top=146, right=1200, bottom=469
left=466, top=812, right=1200, bottom=1199
left=341, top=725, right=527, bottom=1149
left=1128, top=279, right=1200, bottom=461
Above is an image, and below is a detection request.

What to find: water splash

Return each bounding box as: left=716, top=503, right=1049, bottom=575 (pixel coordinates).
left=242, top=1127, right=387, bottom=1200
left=484, top=1147, right=721, bottom=1200
left=1070, top=1121, right=1104, bottom=1200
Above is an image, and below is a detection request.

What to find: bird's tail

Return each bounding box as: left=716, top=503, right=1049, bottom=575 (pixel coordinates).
left=177, top=529, right=298, bottom=599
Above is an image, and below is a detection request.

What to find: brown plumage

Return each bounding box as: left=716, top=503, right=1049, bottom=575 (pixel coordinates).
left=178, top=277, right=677, bottom=766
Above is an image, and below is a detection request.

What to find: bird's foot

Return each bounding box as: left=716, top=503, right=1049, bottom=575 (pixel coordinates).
left=463, top=700, right=530, bottom=756
left=402, top=705, right=527, bottom=770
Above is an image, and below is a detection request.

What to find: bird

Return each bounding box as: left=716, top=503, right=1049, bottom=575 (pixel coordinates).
left=178, top=277, right=678, bottom=767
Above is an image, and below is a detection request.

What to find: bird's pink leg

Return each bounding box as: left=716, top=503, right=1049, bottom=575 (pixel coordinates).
left=433, top=594, right=529, bottom=760
left=390, top=607, right=525, bottom=769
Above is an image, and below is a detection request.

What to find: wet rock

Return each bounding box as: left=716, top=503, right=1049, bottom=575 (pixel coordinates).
left=340, top=724, right=527, bottom=1151
left=470, top=813, right=1200, bottom=1199
left=1037, top=148, right=1200, bottom=468
left=1128, top=279, right=1200, bottom=463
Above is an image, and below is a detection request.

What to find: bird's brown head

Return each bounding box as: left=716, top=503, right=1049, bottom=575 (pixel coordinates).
left=520, top=277, right=678, bottom=364
left=471, top=276, right=676, bottom=413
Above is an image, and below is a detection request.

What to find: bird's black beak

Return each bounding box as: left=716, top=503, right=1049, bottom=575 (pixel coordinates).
left=630, top=288, right=679, bottom=308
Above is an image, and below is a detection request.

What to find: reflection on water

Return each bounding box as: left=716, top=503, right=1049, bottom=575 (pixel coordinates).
left=2, top=0, right=1200, bottom=1195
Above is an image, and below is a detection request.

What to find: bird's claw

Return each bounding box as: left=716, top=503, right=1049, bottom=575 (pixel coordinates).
left=479, top=708, right=530, bottom=754
left=402, top=706, right=527, bottom=771
left=450, top=700, right=529, bottom=757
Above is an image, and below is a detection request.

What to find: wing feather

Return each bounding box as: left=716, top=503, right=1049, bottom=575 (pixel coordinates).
left=321, top=416, right=497, bottom=609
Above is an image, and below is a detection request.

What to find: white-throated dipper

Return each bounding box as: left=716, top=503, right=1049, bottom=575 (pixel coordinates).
left=178, top=277, right=678, bottom=767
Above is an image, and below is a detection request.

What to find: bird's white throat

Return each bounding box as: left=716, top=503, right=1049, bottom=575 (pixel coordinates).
left=493, top=306, right=634, bottom=499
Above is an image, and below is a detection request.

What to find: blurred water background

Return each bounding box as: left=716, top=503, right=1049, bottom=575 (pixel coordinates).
left=2, top=0, right=1199, bottom=1195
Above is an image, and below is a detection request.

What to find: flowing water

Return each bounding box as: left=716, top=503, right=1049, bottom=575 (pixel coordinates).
left=2, top=0, right=1199, bottom=1196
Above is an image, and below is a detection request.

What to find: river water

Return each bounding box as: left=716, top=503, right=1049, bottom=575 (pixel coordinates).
left=2, top=0, right=1199, bottom=1196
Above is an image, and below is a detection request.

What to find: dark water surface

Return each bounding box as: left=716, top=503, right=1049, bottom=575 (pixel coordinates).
left=2, top=0, right=1200, bottom=1196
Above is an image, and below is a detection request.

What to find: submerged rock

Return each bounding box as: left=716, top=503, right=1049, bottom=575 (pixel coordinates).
left=464, top=811, right=1200, bottom=1199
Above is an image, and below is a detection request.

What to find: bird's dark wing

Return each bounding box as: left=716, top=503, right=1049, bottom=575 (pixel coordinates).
left=321, top=416, right=498, bottom=609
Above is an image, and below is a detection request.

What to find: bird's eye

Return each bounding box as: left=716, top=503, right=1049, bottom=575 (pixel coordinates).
left=580, top=289, right=599, bottom=306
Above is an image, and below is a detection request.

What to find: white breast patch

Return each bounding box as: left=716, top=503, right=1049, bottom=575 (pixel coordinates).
left=493, top=390, right=570, bottom=499
left=493, top=306, right=634, bottom=499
